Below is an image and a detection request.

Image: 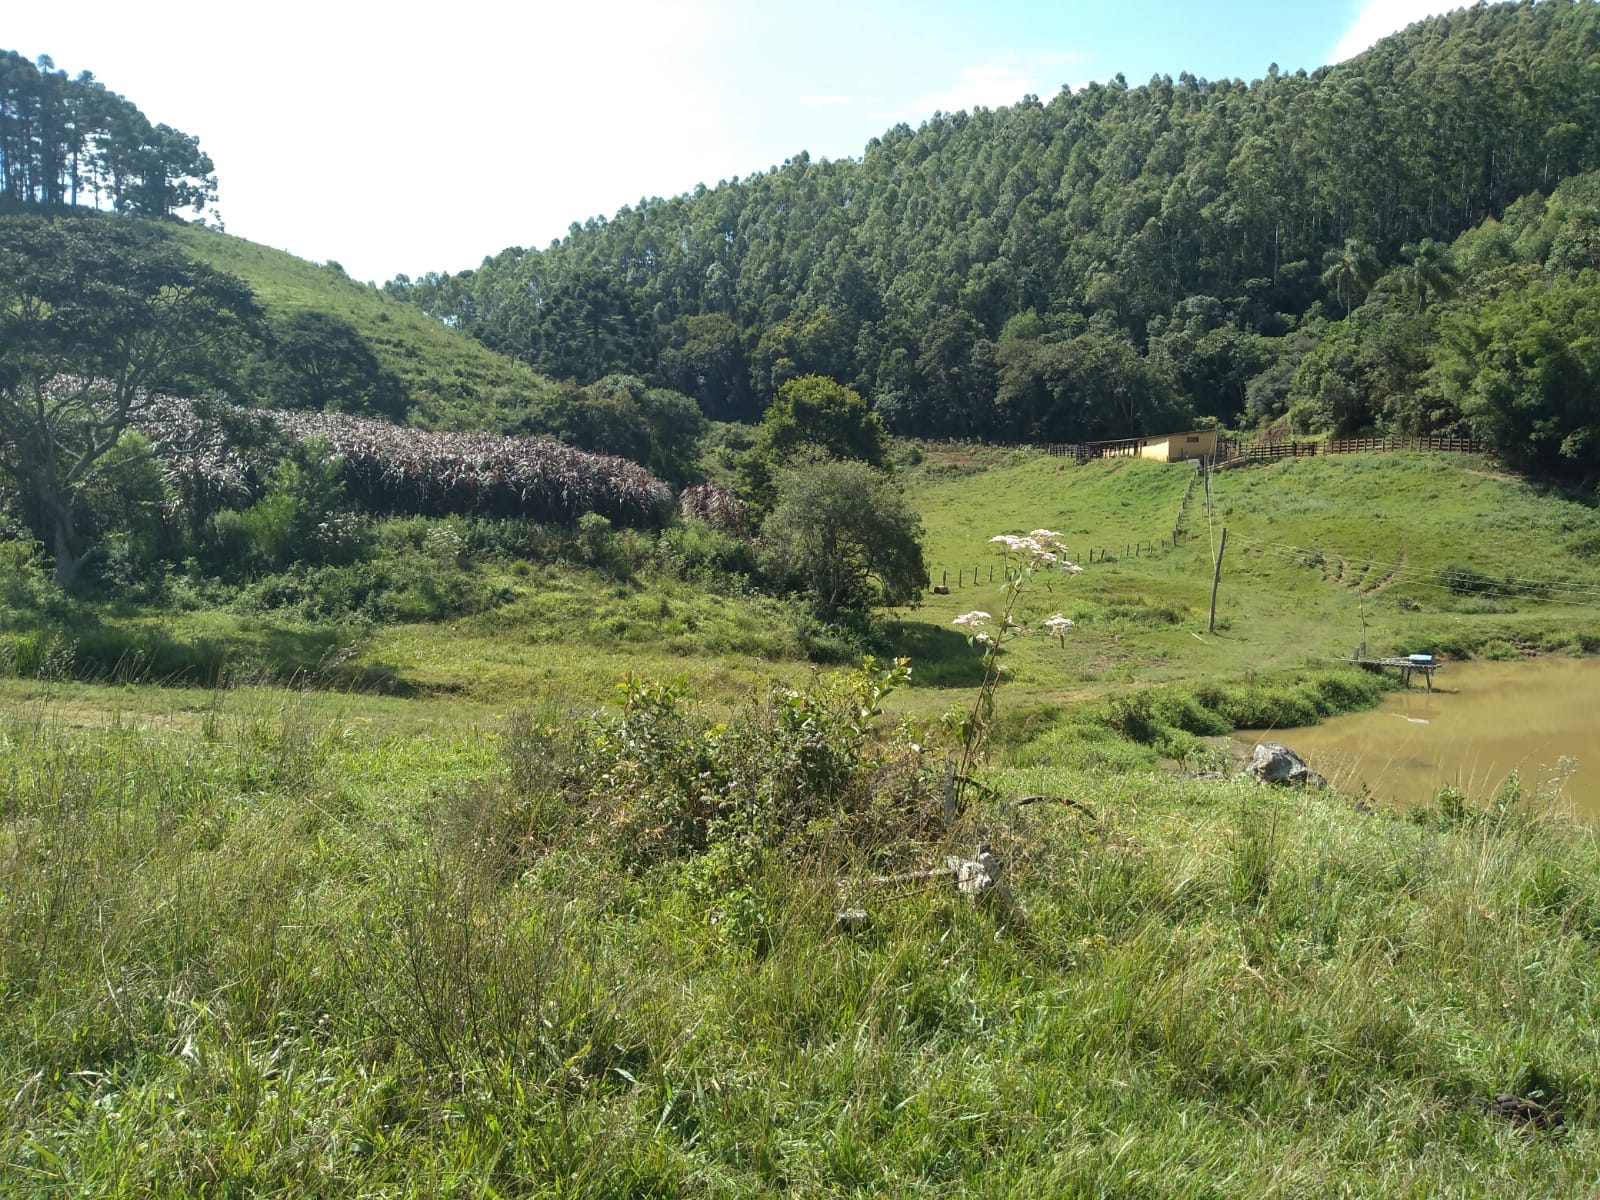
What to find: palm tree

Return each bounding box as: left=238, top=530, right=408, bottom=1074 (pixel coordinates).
left=1399, top=238, right=1460, bottom=313
left=1321, top=238, right=1381, bottom=318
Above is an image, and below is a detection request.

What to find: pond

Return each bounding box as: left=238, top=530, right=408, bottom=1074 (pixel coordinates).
left=1235, top=657, right=1600, bottom=819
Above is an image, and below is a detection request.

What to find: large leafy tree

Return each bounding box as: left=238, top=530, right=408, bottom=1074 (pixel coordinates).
left=736, top=374, right=888, bottom=516
left=758, top=458, right=926, bottom=615
left=0, top=215, right=263, bottom=584
left=534, top=373, right=707, bottom=486
left=1430, top=276, right=1600, bottom=478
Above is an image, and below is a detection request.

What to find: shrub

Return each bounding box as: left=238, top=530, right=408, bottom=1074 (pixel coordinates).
left=0, top=539, right=57, bottom=612
left=501, top=658, right=938, bottom=868
left=657, top=517, right=756, bottom=584
left=1440, top=564, right=1494, bottom=595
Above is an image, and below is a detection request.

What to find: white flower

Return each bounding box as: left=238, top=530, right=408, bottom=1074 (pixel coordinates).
left=974, top=631, right=993, bottom=645
left=952, top=611, right=992, bottom=628
left=1043, top=614, right=1074, bottom=635
left=1029, top=529, right=1065, bottom=542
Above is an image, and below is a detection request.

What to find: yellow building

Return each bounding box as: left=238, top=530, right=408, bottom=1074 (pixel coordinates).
left=1136, top=429, right=1217, bottom=463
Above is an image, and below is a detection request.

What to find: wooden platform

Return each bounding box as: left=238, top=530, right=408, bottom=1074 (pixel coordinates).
left=1342, top=656, right=1441, bottom=690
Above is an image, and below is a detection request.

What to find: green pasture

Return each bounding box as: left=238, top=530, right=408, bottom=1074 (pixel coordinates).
left=887, top=448, right=1600, bottom=721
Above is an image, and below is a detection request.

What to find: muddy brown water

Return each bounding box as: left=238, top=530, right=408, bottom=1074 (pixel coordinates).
left=1234, top=658, right=1600, bottom=820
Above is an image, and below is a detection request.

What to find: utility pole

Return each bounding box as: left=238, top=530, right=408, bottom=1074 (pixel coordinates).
left=1208, top=527, right=1228, bottom=634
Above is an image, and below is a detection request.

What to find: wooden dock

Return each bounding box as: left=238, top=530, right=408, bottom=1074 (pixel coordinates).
left=1342, top=656, right=1441, bottom=690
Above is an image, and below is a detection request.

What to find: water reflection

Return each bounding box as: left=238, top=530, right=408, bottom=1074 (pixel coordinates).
left=1235, top=658, right=1600, bottom=818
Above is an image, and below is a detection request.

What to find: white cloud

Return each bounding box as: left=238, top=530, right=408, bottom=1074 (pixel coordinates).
left=1331, top=0, right=1470, bottom=62
left=799, top=94, right=859, bottom=109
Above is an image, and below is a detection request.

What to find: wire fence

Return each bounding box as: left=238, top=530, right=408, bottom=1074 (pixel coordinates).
left=927, top=460, right=1205, bottom=592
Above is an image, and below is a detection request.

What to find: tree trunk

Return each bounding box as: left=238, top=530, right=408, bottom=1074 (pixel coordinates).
left=51, top=510, right=86, bottom=590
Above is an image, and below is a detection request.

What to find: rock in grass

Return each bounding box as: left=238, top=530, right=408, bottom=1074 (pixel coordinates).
left=946, top=844, right=1002, bottom=900
left=1488, top=1092, right=1563, bottom=1129
left=835, top=907, right=871, bottom=933
left=1246, top=742, right=1328, bottom=788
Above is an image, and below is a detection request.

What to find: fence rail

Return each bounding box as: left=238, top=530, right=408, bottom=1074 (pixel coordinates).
left=1214, top=433, right=1485, bottom=467
left=928, top=533, right=1188, bottom=592
left=1324, top=435, right=1485, bottom=455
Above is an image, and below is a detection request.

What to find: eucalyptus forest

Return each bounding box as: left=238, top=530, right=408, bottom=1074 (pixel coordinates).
left=389, top=0, right=1600, bottom=477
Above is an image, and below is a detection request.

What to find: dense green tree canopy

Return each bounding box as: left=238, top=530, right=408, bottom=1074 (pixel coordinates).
left=737, top=375, right=888, bottom=515
left=254, top=310, right=410, bottom=421
left=390, top=1, right=1600, bottom=446
left=1264, top=168, right=1600, bottom=479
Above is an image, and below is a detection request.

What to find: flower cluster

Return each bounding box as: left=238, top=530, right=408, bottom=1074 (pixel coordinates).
left=1043, top=613, right=1075, bottom=644
left=946, top=525, right=1088, bottom=815
left=989, top=529, right=1084, bottom=573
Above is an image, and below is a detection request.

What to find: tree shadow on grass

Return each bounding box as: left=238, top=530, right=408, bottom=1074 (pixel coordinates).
left=881, top=620, right=986, bottom=687
left=260, top=626, right=413, bottom=695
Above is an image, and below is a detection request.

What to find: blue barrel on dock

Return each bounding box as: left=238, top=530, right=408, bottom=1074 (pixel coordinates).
left=1408, top=654, right=1434, bottom=664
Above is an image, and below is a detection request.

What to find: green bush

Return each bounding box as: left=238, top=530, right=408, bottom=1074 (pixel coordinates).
left=0, top=539, right=58, bottom=613
left=1075, top=669, right=1388, bottom=758
left=229, top=440, right=368, bottom=572
left=501, top=657, right=936, bottom=868
left=656, top=518, right=756, bottom=584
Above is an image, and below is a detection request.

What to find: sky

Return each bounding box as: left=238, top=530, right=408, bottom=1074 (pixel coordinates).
left=7, top=0, right=1468, bottom=284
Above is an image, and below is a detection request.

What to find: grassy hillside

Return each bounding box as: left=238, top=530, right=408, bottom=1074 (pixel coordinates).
left=8, top=446, right=1599, bottom=717
left=167, top=222, right=558, bottom=429
left=888, top=448, right=1600, bottom=721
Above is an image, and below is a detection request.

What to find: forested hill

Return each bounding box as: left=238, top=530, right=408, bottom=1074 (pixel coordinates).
left=387, top=0, right=1600, bottom=448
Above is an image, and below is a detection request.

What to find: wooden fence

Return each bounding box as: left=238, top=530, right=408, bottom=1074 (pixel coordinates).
left=929, top=534, right=1187, bottom=592
left=1039, top=438, right=1142, bottom=462
left=1043, top=433, right=1484, bottom=468
left=1324, top=435, right=1485, bottom=455
left=1215, top=439, right=1321, bottom=465
left=1214, top=433, right=1485, bottom=467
